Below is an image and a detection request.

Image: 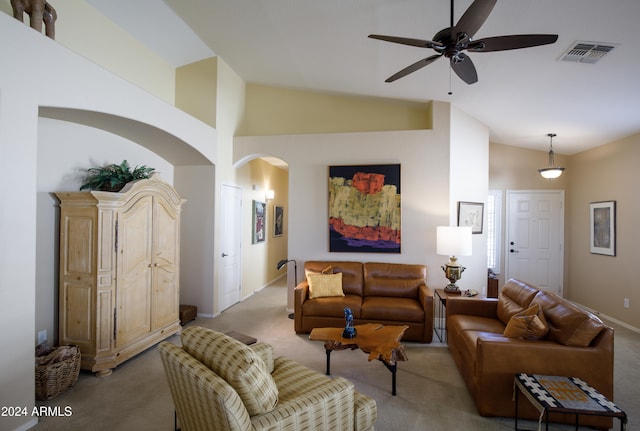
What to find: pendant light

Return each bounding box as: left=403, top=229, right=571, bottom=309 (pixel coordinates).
left=538, top=133, right=565, bottom=179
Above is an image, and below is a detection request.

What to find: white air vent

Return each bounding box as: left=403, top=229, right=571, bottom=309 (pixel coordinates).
left=560, top=41, right=617, bottom=64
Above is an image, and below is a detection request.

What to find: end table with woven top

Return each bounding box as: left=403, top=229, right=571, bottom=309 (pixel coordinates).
left=514, top=373, right=627, bottom=431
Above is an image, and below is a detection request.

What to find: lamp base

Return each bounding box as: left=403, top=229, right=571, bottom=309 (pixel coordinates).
left=444, top=284, right=461, bottom=293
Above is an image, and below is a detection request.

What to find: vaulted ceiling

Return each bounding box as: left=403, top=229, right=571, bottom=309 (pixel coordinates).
left=89, top=0, right=640, bottom=155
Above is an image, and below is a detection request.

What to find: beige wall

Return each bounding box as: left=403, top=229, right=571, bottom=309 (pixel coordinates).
left=567, top=133, right=640, bottom=329
left=239, top=84, right=433, bottom=136
left=489, top=142, right=569, bottom=288
left=490, top=138, right=640, bottom=329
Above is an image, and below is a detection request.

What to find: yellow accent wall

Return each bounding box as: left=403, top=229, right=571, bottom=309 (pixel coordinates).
left=238, top=84, right=433, bottom=136
left=176, top=58, right=218, bottom=128
left=237, top=158, right=289, bottom=297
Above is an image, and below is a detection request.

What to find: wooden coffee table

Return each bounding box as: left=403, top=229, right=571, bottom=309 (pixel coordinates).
left=309, top=323, right=408, bottom=395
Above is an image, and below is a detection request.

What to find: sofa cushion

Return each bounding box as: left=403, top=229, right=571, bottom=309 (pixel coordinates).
left=305, top=261, right=364, bottom=296
left=503, top=304, right=549, bottom=340
left=530, top=291, right=604, bottom=347
left=497, top=279, right=540, bottom=325
left=181, top=326, right=278, bottom=416
left=361, top=296, right=423, bottom=322
left=307, top=272, right=345, bottom=299
left=363, top=262, right=426, bottom=298
left=303, top=294, right=363, bottom=318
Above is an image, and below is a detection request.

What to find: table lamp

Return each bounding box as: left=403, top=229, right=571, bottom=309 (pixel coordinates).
left=436, top=226, right=472, bottom=293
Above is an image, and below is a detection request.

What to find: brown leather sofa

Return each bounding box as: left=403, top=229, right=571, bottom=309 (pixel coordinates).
left=294, top=261, right=433, bottom=343
left=446, top=279, right=614, bottom=428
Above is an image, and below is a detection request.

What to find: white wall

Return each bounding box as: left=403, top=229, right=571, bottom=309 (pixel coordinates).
left=450, top=105, right=490, bottom=294
left=0, top=14, right=216, bottom=431
left=235, top=101, right=489, bottom=309
left=36, top=118, right=175, bottom=348
left=235, top=128, right=450, bottom=309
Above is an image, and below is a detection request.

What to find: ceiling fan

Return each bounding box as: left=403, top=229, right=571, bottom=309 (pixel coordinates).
left=369, top=0, right=558, bottom=84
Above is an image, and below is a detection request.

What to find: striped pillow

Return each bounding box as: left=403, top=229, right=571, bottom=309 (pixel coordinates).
left=181, top=326, right=278, bottom=415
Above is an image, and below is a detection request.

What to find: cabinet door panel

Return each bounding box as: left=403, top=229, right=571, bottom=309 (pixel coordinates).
left=116, top=196, right=152, bottom=346
left=151, top=198, right=180, bottom=329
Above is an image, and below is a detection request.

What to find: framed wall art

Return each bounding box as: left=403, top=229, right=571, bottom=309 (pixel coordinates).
left=590, top=201, right=616, bottom=256
left=457, top=201, right=484, bottom=234
left=328, top=164, right=401, bottom=253
left=274, top=205, right=284, bottom=237
left=252, top=200, right=266, bottom=244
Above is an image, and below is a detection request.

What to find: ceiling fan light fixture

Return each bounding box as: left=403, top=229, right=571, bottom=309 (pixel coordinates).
left=538, top=133, right=565, bottom=179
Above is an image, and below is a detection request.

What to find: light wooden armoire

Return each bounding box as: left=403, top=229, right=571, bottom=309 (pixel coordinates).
left=56, top=174, right=185, bottom=376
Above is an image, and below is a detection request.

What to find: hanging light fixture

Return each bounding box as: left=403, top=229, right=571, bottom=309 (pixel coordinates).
left=538, top=133, right=565, bottom=179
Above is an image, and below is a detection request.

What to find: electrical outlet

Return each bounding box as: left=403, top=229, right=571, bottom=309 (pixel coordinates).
left=37, top=330, right=47, bottom=344
left=624, top=298, right=630, bottom=309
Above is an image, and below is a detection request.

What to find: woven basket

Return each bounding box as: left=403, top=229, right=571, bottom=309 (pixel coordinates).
left=35, top=345, right=81, bottom=401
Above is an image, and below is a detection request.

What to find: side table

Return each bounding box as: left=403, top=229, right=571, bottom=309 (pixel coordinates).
left=514, top=373, right=627, bottom=431
left=434, top=288, right=484, bottom=343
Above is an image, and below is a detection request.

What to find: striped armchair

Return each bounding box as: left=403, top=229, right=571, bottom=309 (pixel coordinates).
left=159, top=326, right=376, bottom=431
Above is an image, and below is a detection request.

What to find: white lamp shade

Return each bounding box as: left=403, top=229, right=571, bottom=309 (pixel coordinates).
left=436, top=226, right=472, bottom=256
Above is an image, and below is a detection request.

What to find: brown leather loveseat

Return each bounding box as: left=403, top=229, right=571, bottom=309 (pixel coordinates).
left=446, top=278, right=614, bottom=428
left=294, top=261, right=433, bottom=343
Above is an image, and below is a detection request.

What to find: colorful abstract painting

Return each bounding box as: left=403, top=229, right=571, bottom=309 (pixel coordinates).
left=329, top=164, right=401, bottom=253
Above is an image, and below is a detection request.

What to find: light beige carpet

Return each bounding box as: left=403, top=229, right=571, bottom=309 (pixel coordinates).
left=32, top=282, right=637, bottom=431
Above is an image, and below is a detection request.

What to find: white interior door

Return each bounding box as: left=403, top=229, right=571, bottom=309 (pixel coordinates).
left=219, top=184, right=242, bottom=312
left=506, top=190, right=564, bottom=295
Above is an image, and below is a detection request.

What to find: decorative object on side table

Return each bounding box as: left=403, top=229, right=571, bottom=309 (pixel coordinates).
left=342, top=307, right=357, bottom=339
left=437, top=226, right=472, bottom=293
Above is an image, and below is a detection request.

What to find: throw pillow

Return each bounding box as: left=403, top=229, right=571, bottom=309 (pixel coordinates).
left=304, top=265, right=333, bottom=280
left=307, top=272, right=344, bottom=299
left=181, top=327, right=278, bottom=416
left=503, top=303, right=550, bottom=340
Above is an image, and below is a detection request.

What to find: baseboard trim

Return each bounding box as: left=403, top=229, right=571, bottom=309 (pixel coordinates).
left=574, top=302, right=640, bottom=334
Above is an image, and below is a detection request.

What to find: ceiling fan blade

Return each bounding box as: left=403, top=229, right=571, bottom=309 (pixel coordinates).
left=450, top=53, right=478, bottom=84
left=385, top=54, right=443, bottom=82
left=369, top=34, right=443, bottom=49
left=453, top=0, right=497, bottom=39
left=468, top=34, right=559, bottom=52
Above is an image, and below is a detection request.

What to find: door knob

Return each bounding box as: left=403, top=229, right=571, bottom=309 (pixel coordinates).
left=221, top=253, right=228, bottom=257
left=510, top=249, right=519, bottom=253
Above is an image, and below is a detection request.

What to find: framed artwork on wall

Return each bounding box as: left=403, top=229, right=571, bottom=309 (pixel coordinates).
left=328, top=164, right=401, bottom=253
left=590, top=201, right=616, bottom=256
left=457, top=201, right=484, bottom=234
left=274, top=205, right=284, bottom=237
left=252, top=200, right=266, bottom=244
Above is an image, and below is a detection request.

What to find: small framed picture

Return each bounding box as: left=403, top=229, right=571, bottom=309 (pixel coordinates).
left=274, top=205, right=284, bottom=237
left=252, top=200, right=266, bottom=244
left=590, top=201, right=616, bottom=256
left=457, top=201, right=484, bottom=234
